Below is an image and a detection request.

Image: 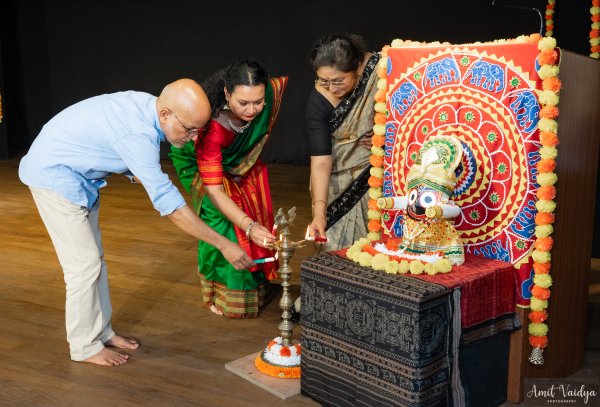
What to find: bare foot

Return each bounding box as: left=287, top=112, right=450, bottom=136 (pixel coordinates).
left=82, top=347, right=129, bottom=366
left=210, top=304, right=224, bottom=315
left=105, top=335, right=140, bottom=350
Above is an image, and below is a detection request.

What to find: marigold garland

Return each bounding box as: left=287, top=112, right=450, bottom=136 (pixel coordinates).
left=526, top=35, right=560, bottom=365
left=545, top=0, right=555, bottom=37
left=352, top=37, right=560, bottom=359
left=254, top=355, right=301, bottom=379
left=591, top=0, right=600, bottom=58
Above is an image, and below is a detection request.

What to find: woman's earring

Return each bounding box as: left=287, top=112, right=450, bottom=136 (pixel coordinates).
left=223, top=103, right=230, bottom=110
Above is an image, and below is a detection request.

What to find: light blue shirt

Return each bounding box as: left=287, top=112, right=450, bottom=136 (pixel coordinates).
left=19, top=91, right=186, bottom=216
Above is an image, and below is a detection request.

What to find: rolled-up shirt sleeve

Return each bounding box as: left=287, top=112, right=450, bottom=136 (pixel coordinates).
left=113, top=134, right=186, bottom=216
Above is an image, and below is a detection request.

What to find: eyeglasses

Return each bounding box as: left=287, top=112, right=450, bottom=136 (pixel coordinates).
left=315, top=74, right=351, bottom=89
left=172, top=111, right=199, bottom=137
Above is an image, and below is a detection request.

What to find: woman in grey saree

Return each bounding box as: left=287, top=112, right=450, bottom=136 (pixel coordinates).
left=305, top=32, right=380, bottom=251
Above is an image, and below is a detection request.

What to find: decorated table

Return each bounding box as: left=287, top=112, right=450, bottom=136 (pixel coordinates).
left=300, top=252, right=517, bottom=407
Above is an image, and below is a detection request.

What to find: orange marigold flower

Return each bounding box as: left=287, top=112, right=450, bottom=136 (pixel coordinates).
left=368, top=220, right=382, bottom=232
left=376, top=67, right=387, bottom=79
left=539, top=106, right=559, bottom=119
left=542, top=77, right=562, bottom=92
left=546, top=24, right=554, bottom=31
left=532, top=285, right=551, bottom=300
left=375, top=89, right=386, bottom=103
left=368, top=176, right=383, bottom=188
left=372, top=135, right=385, bottom=147
left=592, top=29, right=600, bottom=38
left=537, top=185, right=556, bottom=200
left=362, top=244, right=377, bottom=255
left=385, top=238, right=402, bottom=251
left=528, top=310, right=548, bottom=323
left=546, top=3, right=554, bottom=9
left=592, top=45, right=600, bottom=53
left=537, top=158, right=556, bottom=173
left=529, top=335, right=548, bottom=348
left=529, top=33, right=543, bottom=43
left=267, top=340, right=277, bottom=350
left=368, top=199, right=379, bottom=210
left=535, top=236, right=554, bottom=252
left=279, top=347, right=291, bottom=357
left=374, top=112, right=386, bottom=124
left=593, top=0, right=599, bottom=6
left=533, top=262, right=551, bottom=274
left=535, top=212, right=555, bottom=225
left=545, top=14, right=553, bottom=20
left=370, top=155, right=384, bottom=167
left=538, top=49, right=558, bottom=65
left=539, top=131, right=559, bottom=146
left=593, top=15, right=600, bottom=23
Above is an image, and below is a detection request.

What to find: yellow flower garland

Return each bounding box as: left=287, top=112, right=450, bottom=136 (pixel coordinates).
left=527, top=35, right=560, bottom=365
left=591, top=0, right=600, bottom=58
left=359, top=35, right=561, bottom=363
left=545, top=0, right=555, bottom=37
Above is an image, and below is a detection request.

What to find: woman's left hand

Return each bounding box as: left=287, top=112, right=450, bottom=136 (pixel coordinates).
left=358, top=130, right=374, bottom=150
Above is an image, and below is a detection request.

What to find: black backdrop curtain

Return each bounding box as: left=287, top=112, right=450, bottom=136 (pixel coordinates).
left=2, top=0, right=598, bottom=255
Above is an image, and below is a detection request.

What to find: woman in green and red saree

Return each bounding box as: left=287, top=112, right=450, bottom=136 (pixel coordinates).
left=170, top=60, right=287, bottom=318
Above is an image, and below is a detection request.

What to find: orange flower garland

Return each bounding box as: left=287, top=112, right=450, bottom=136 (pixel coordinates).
left=527, top=35, right=561, bottom=365
left=349, top=37, right=561, bottom=346
left=545, top=0, right=555, bottom=37
left=365, top=56, right=389, bottom=242
left=591, top=0, right=600, bottom=58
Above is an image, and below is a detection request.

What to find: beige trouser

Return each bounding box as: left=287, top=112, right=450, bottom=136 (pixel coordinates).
left=30, top=187, right=115, bottom=361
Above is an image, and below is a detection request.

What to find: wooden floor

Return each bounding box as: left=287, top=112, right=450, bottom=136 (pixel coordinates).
left=2, top=156, right=600, bottom=406
left=0, top=157, right=319, bottom=407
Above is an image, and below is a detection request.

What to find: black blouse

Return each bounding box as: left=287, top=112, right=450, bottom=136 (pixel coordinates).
left=305, top=89, right=334, bottom=156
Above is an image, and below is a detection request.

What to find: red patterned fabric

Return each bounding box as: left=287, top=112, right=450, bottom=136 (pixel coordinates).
left=412, top=254, right=515, bottom=331
left=197, top=120, right=233, bottom=185
left=382, top=42, right=546, bottom=305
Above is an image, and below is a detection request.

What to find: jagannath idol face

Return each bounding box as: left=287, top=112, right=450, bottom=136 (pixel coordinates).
left=406, top=184, right=444, bottom=220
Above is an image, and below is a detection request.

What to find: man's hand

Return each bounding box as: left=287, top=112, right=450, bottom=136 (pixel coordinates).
left=168, top=205, right=253, bottom=270
left=221, top=240, right=254, bottom=270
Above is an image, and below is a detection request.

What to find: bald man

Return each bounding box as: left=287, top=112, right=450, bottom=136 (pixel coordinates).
left=19, top=79, right=254, bottom=366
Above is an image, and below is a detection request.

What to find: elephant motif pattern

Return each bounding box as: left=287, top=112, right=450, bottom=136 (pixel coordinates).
left=380, top=42, right=550, bottom=305
left=424, top=57, right=460, bottom=87
left=390, top=82, right=418, bottom=116
left=466, top=60, right=505, bottom=93
left=509, top=90, right=540, bottom=133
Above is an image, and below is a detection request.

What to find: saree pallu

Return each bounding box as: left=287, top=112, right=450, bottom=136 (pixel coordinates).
left=324, top=53, right=380, bottom=251
left=170, top=77, right=287, bottom=318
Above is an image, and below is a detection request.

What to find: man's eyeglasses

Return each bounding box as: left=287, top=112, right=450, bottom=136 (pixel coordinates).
left=172, top=111, right=199, bottom=136
left=315, top=74, right=350, bottom=89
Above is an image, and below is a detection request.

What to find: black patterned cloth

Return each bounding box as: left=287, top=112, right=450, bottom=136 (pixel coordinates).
left=301, top=253, right=465, bottom=407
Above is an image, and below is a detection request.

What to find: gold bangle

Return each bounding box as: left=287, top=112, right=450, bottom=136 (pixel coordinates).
left=312, top=199, right=327, bottom=208
left=245, top=221, right=258, bottom=239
